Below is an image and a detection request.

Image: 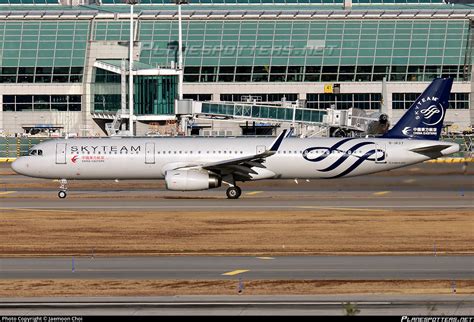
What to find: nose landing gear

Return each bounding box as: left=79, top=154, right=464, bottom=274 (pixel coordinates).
left=58, top=179, right=68, bottom=199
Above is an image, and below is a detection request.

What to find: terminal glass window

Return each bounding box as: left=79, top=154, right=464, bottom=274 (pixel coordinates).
left=0, top=21, right=88, bottom=83
left=220, top=93, right=298, bottom=103
left=135, top=19, right=469, bottom=83
left=3, top=95, right=82, bottom=112
left=392, top=93, right=470, bottom=110
left=307, top=93, right=382, bottom=110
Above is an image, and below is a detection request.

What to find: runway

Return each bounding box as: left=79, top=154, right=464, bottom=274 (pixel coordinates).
left=1, top=256, right=473, bottom=280
left=0, top=163, right=472, bottom=211
left=0, top=192, right=472, bottom=210
left=1, top=295, right=473, bottom=315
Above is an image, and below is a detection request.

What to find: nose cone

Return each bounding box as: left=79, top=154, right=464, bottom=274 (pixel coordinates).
left=11, top=158, right=27, bottom=175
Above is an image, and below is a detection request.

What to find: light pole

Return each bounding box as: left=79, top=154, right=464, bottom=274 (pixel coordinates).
left=176, top=1, right=188, bottom=101
left=128, top=0, right=138, bottom=136
left=175, top=1, right=188, bottom=135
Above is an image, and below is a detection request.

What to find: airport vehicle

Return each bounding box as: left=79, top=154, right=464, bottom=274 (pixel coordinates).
left=12, top=78, right=459, bottom=199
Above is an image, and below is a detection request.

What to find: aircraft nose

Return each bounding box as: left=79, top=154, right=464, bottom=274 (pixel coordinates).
left=11, top=158, right=26, bottom=175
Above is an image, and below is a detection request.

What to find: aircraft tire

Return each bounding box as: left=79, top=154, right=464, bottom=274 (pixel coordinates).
left=226, top=186, right=241, bottom=199
left=58, top=190, right=67, bottom=199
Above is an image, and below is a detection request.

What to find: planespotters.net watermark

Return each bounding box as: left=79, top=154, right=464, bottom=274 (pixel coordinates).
left=140, top=40, right=337, bottom=56
left=402, top=317, right=474, bottom=322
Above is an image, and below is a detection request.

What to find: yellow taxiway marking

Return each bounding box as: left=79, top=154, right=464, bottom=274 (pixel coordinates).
left=257, top=257, right=274, bottom=260
left=0, top=207, right=76, bottom=213
left=373, top=191, right=391, bottom=196
left=222, top=269, right=249, bottom=276
left=297, top=206, right=388, bottom=213
left=246, top=191, right=263, bottom=196
left=0, top=191, right=16, bottom=195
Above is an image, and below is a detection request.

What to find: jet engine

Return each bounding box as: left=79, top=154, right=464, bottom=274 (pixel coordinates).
left=165, top=170, right=222, bottom=191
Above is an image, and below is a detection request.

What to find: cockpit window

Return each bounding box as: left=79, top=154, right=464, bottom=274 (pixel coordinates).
left=29, top=149, right=43, bottom=156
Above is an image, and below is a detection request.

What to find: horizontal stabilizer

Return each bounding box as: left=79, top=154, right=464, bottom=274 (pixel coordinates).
left=410, top=145, right=452, bottom=159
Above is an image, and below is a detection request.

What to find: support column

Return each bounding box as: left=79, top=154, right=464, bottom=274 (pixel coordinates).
left=470, top=64, right=474, bottom=127
left=0, top=94, right=3, bottom=134
left=129, top=2, right=135, bottom=136
left=381, top=76, right=389, bottom=115
left=121, top=59, right=127, bottom=115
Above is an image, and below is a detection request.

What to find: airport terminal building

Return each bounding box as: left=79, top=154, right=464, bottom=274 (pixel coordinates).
left=0, top=0, right=472, bottom=136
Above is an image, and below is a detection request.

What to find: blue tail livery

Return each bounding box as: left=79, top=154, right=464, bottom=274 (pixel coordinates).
left=384, top=78, right=453, bottom=140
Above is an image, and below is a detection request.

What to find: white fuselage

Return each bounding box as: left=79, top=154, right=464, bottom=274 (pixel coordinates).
left=12, top=136, right=459, bottom=181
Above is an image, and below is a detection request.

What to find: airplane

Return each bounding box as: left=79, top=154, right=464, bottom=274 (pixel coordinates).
left=12, top=78, right=459, bottom=199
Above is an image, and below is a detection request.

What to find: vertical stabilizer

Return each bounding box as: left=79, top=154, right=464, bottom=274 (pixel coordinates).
left=383, top=78, right=453, bottom=140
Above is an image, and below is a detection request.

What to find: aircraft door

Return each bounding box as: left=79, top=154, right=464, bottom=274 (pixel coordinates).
left=145, top=142, right=155, bottom=164
left=256, top=145, right=266, bottom=154
left=55, top=143, right=67, bottom=164
left=375, top=143, right=386, bottom=164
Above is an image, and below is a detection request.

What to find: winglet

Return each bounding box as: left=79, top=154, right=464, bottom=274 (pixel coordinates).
left=269, top=129, right=287, bottom=152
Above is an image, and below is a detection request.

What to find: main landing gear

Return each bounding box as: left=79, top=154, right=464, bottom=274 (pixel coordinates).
left=58, top=179, right=68, bottom=199
left=226, top=186, right=242, bottom=199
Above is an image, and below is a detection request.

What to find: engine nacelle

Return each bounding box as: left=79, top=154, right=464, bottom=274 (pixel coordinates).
left=165, top=170, right=221, bottom=191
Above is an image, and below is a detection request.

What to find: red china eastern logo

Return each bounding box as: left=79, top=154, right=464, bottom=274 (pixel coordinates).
left=71, top=155, right=79, bottom=163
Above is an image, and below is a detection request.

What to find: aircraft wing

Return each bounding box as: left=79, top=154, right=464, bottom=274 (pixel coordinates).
left=172, top=130, right=287, bottom=181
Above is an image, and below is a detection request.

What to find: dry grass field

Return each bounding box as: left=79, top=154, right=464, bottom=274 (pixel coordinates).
left=2, top=280, right=473, bottom=297
left=0, top=209, right=472, bottom=256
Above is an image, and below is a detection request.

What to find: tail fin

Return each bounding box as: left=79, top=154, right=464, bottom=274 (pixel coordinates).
left=383, top=78, right=453, bottom=140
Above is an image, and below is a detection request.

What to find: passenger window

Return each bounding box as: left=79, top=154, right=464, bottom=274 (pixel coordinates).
left=38, top=150, right=43, bottom=156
